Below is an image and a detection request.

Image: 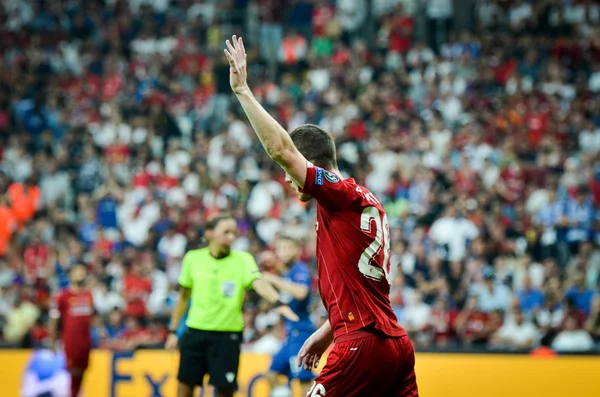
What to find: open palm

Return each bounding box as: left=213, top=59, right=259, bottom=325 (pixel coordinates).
left=224, top=35, right=249, bottom=95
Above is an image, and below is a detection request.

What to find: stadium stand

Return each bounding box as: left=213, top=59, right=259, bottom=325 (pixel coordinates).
left=0, top=0, right=599, bottom=354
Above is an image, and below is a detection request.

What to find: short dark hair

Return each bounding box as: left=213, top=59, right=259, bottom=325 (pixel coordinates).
left=205, top=213, right=234, bottom=231
left=289, top=124, right=337, bottom=169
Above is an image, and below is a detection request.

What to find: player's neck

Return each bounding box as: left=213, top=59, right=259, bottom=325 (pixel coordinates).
left=209, top=245, right=230, bottom=259
left=327, top=167, right=341, bottom=176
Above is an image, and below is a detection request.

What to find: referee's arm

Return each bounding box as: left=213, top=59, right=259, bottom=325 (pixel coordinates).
left=169, top=286, right=191, bottom=335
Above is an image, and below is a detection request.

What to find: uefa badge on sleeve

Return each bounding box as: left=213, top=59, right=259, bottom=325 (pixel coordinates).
left=324, top=171, right=339, bottom=183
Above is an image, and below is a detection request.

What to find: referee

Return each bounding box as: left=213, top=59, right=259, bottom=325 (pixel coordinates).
left=165, top=213, right=298, bottom=397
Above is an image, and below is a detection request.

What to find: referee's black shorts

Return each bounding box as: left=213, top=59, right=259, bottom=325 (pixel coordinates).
left=177, top=328, right=242, bottom=389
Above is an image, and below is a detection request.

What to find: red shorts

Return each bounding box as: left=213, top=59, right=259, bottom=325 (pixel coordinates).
left=308, top=331, right=418, bottom=397
left=64, top=347, right=91, bottom=371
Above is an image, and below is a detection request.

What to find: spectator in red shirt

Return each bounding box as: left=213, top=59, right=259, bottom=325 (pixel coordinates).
left=23, top=235, right=50, bottom=284
left=427, top=295, right=459, bottom=346
left=455, top=295, right=490, bottom=345
left=122, top=261, right=152, bottom=318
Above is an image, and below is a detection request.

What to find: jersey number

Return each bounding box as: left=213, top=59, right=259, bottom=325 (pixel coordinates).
left=358, top=206, right=391, bottom=283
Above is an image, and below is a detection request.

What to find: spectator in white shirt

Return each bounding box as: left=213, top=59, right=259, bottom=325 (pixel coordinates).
left=509, top=0, right=532, bottom=30
left=551, top=316, right=595, bottom=352
left=491, top=308, right=538, bottom=350
left=92, top=280, right=125, bottom=316
left=469, top=270, right=512, bottom=312
left=157, top=226, right=187, bottom=265
left=142, top=255, right=169, bottom=316
left=429, top=205, right=479, bottom=261
left=336, top=0, right=367, bottom=40
left=403, top=292, right=432, bottom=335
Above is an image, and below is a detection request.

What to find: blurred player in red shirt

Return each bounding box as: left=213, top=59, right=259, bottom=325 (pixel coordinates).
left=50, top=264, right=94, bottom=397
left=226, top=35, right=418, bottom=396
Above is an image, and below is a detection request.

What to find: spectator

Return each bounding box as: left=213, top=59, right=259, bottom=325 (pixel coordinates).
left=157, top=226, right=187, bottom=266
left=469, top=270, right=512, bottom=313
left=551, top=316, right=595, bottom=352
left=258, top=0, right=285, bottom=66
left=584, top=296, right=600, bottom=343
left=565, top=272, right=595, bottom=315
left=490, top=308, right=539, bottom=350
left=3, top=293, right=40, bottom=346
left=426, top=0, right=453, bottom=53
left=454, top=295, right=490, bottom=346
left=427, top=295, right=458, bottom=347
left=535, top=293, right=565, bottom=335
left=279, top=30, right=308, bottom=67
left=561, top=187, right=595, bottom=253
left=91, top=280, right=125, bottom=317
left=403, top=292, right=432, bottom=343
left=429, top=205, right=479, bottom=262
left=517, top=275, right=545, bottom=314
left=122, top=261, right=152, bottom=319
left=336, top=0, right=367, bottom=44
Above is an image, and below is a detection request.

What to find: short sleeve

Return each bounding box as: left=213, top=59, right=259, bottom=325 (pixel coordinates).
left=178, top=252, right=193, bottom=289
left=290, top=265, right=312, bottom=289
left=300, top=164, right=361, bottom=211
left=243, top=253, right=262, bottom=289
left=51, top=292, right=68, bottom=319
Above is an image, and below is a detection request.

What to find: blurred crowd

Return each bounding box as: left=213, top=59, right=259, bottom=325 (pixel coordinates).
left=0, top=0, right=600, bottom=354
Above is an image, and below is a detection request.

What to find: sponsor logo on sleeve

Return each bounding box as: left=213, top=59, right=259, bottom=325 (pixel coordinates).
left=315, top=168, right=324, bottom=186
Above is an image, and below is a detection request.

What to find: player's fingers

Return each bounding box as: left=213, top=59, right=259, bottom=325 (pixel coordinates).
left=223, top=50, right=239, bottom=74
left=297, top=347, right=307, bottom=366
left=305, top=354, right=315, bottom=370
left=314, top=357, right=320, bottom=368
left=232, top=35, right=238, bottom=51
left=224, top=49, right=234, bottom=63
left=238, top=36, right=245, bottom=54
left=226, top=39, right=236, bottom=55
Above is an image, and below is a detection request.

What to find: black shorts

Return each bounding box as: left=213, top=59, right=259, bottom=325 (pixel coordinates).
left=177, top=328, right=242, bottom=389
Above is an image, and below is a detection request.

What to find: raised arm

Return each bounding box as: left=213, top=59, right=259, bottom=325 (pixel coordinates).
left=224, top=35, right=308, bottom=187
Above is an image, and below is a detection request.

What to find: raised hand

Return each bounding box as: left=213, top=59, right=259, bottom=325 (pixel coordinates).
left=224, top=35, right=249, bottom=95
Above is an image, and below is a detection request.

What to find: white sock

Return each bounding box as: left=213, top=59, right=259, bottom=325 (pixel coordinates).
left=271, top=385, right=292, bottom=397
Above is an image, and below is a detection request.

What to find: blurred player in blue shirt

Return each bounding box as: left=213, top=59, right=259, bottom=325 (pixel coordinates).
left=262, top=236, right=316, bottom=397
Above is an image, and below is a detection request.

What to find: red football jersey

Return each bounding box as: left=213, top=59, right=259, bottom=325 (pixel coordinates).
left=54, top=289, right=94, bottom=350
left=301, top=165, right=406, bottom=339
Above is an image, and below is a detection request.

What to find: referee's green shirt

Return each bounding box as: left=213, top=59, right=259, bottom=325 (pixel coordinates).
left=178, top=248, right=261, bottom=332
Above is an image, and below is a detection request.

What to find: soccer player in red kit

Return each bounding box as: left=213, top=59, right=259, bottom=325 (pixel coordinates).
left=50, top=264, right=94, bottom=397
left=225, top=36, right=418, bottom=396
